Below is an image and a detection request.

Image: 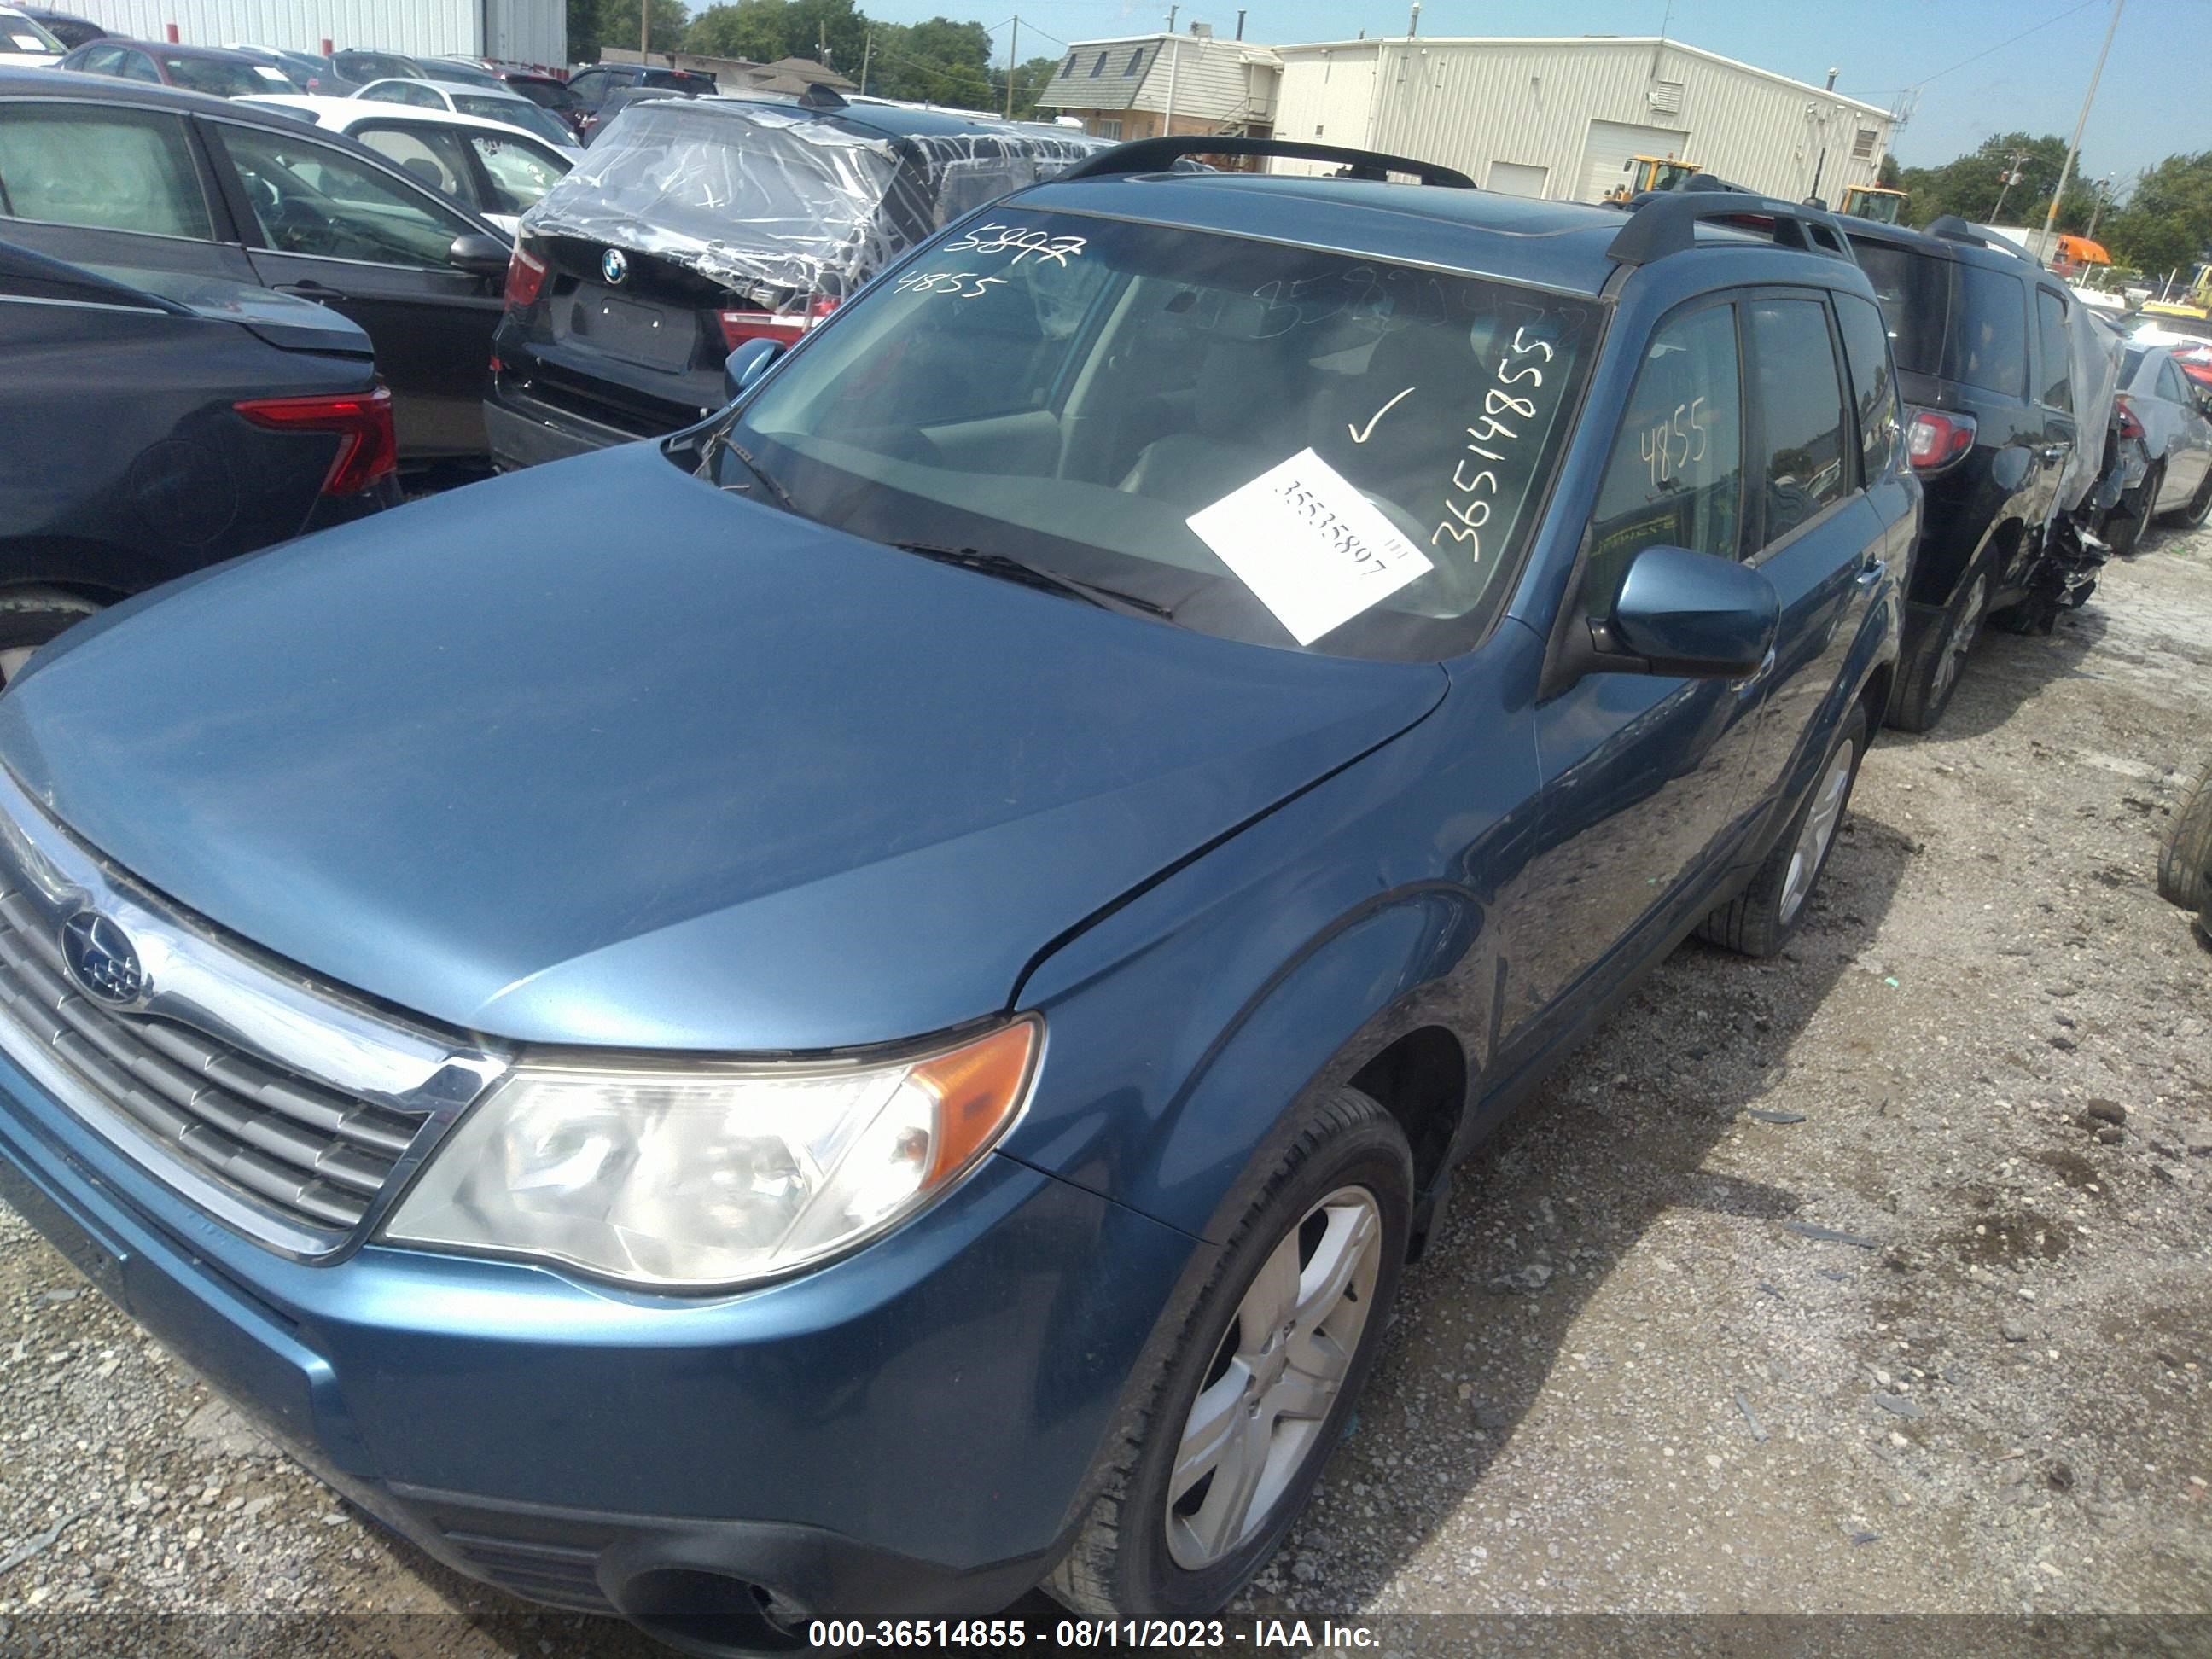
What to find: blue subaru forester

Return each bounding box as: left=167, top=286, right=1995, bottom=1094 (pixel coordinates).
left=0, top=138, right=1908, bottom=1648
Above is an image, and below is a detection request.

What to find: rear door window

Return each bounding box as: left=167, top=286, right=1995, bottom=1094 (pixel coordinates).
left=0, top=106, right=212, bottom=240
left=1834, top=292, right=1898, bottom=481
left=1948, top=264, right=2029, bottom=398
left=1585, top=300, right=1746, bottom=616
left=2158, top=358, right=2190, bottom=405
left=116, top=48, right=161, bottom=83
left=1746, top=297, right=1852, bottom=544
left=2034, top=288, right=2072, bottom=411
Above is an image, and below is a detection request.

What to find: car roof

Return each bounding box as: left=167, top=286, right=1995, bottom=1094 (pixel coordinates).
left=92, top=38, right=262, bottom=61
left=1841, top=216, right=2046, bottom=280
left=249, top=92, right=574, bottom=147
left=1006, top=171, right=1848, bottom=298
left=375, top=77, right=532, bottom=102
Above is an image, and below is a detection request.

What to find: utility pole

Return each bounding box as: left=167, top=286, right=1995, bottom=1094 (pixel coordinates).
left=637, top=0, right=649, bottom=61
left=2084, top=174, right=2114, bottom=241
left=2040, top=0, right=2123, bottom=256
left=860, top=32, right=871, bottom=95
left=1005, top=15, right=1018, bottom=119
left=1989, top=148, right=2029, bottom=221
left=1165, top=5, right=1179, bottom=33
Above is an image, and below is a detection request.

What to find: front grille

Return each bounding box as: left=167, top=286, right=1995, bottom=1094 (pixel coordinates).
left=0, top=888, right=427, bottom=1235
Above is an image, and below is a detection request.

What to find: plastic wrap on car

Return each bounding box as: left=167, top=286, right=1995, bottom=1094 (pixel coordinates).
left=518, top=100, right=1106, bottom=311
left=2055, top=301, right=2127, bottom=515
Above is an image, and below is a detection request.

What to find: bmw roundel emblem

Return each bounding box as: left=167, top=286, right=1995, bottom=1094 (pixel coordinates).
left=61, top=910, right=145, bottom=1006
left=601, top=247, right=629, bottom=285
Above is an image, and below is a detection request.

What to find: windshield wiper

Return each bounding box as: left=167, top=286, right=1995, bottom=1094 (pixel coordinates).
left=888, top=543, right=1174, bottom=620
left=695, top=421, right=798, bottom=513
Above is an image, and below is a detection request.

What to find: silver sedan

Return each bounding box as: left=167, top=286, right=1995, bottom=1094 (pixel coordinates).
left=2114, top=339, right=2212, bottom=542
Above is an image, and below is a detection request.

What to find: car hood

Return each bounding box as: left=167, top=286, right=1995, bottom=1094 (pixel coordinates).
left=0, top=445, right=1445, bottom=1052
left=90, top=260, right=374, bottom=357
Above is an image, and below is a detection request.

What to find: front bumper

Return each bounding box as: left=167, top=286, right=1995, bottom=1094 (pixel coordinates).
left=0, top=1045, right=1196, bottom=1637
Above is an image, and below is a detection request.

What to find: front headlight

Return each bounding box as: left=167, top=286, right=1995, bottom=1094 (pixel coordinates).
left=382, top=1019, right=1038, bottom=1289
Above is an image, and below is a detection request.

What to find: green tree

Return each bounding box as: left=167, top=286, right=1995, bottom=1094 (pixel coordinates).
left=685, top=0, right=791, bottom=61
left=998, top=53, right=1062, bottom=119
left=1877, top=153, right=1901, bottom=189
left=869, top=15, right=994, bottom=105
left=575, top=0, right=690, bottom=62
left=1894, top=132, right=2097, bottom=232
left=2100, top=150, right=2212, bottom=276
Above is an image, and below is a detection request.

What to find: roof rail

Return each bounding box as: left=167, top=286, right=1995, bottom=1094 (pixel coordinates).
left=1605, top=188, right=1853, bottom=266
left=1924, top=214, right=1990, bottom=247
left=1058, top=134, right=1475, bottom=189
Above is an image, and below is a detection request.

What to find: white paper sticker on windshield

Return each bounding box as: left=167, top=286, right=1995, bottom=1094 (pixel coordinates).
left=12, top=34, right=49, bottom=49
left=254, top=66, right=289, bottom=80
left=1186, top=448, right=1433, bottom=645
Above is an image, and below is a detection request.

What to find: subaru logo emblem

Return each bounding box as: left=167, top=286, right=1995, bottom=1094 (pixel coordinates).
left=602, top=247, right=628, bottom=285
left=61, top=911, right=145, bottom=1006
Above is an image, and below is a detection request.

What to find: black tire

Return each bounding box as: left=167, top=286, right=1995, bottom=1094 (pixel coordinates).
left=1886, top=557, right=1990, bottom=732
left=1699, top=704, right=1870, bottom=958
left=0, top=588, right=102, bottom=687
left=2167, top=463, right=2212, bottom=530
left=1047, top=1088, right=1413, bottom=1619
left=2132, top=463, right=2166, bottom=541
left=2102, top=498, right=2143, bottom=559
left=2159, top=765, right=2212, bottom=912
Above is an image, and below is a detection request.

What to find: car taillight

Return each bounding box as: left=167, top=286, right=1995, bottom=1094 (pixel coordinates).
left=2113, top=395, right=2144, bottom=441
left=504, top=242, right=547, bottom=311
left=1905, top=407, right=1976, bottom=473
left=235, top=384, right=397, bottom=497
left=717, top=294, right=836, bottom=351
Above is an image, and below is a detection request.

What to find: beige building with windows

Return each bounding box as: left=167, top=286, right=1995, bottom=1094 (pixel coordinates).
left=1036, top=25, right=1278, bottom=143
left=1044, top=26, right=1894, bottom=209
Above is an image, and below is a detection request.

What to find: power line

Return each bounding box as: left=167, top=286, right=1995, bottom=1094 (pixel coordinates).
left=1906, top=0, right=2104, bottom=91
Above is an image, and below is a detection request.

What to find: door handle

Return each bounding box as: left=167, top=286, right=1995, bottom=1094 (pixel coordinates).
left=1856, top=558, right=1888, bottom=588
left=276, top=279, right=346, bottom=300
left=2036, top=443, right=2069, bottom=464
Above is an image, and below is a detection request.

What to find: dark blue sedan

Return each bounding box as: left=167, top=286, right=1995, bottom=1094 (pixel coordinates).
left=0, top=139, right=1909, bottom=1643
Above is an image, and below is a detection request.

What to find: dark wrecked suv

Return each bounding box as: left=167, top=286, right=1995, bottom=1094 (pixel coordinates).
left=483, top=89, right=1098, bottom=467
left=0, top=137, right=1907, bottom=1648
left=1842, top=215, right=2096, bottom=731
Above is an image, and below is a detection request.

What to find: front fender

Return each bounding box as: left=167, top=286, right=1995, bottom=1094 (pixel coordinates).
left=1001, top=640, right=1544, bottom=1241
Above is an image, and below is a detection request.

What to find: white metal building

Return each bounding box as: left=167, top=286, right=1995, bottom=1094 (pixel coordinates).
left=1271, top=35, right=1894, bottom=207
left=45, top=1, right=564, bottom=68
left=1038, top=25, right=1279, bottom=143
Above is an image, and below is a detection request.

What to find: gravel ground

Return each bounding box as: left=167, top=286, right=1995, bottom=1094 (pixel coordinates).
left=1, top=521, right=2208, bottom=1653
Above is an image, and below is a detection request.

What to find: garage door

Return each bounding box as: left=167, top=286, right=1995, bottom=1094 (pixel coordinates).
left=1487, top=160, right=1548, bottom=197
left=1579, top=119, right=1691, bottom=202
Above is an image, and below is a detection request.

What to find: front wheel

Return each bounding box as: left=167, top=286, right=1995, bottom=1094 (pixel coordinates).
left=1048, top=1089, right=1412, bottom=1618
left=2168, top=463, right=2212, bottom=530
left=2159, top=765, right=2212, bottom=912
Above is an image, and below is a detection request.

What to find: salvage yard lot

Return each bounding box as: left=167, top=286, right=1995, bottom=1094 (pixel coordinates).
left=2, top=528, right=2208, bottom=1646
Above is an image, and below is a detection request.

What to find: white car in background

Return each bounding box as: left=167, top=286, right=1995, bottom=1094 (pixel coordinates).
left=351, top=76, right=579, bottom=154
left=236, top=96, right=574, bottom=235
left=0, top=6, right=62, bottom=67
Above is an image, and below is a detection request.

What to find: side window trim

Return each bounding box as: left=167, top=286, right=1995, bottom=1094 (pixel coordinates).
left=1741, top=284, right=1859, bottom=564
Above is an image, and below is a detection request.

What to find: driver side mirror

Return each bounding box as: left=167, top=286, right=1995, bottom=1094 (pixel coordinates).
left=723, top=339, right=784, bottom=404
left=1555, top=544, right=1779, bottom=688
left=1606, top=544, right=1779, bottom=677
left=448, top=232, right=510, bottom=282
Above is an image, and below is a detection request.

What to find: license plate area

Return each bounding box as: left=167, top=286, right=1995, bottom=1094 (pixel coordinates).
left=566, top=291, right=692, bottom=372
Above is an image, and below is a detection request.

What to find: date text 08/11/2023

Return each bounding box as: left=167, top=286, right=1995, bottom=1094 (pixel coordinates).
left=806, top=1616, right=1382, bottom=1649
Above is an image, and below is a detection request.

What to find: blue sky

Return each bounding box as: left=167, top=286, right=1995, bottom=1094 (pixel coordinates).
left=855, top=0, right=2203, bottom=195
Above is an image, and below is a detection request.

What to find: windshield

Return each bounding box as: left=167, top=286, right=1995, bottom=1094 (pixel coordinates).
left=453, top=93, right=571, bottom=148
left=708, top=210, right=1598, bottom=661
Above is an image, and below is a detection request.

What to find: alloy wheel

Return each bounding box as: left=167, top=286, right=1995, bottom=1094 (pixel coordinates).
left=1163, top=1186, right=1381, bottom=1571
left=1779, top=739, right=1856, bottom=926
